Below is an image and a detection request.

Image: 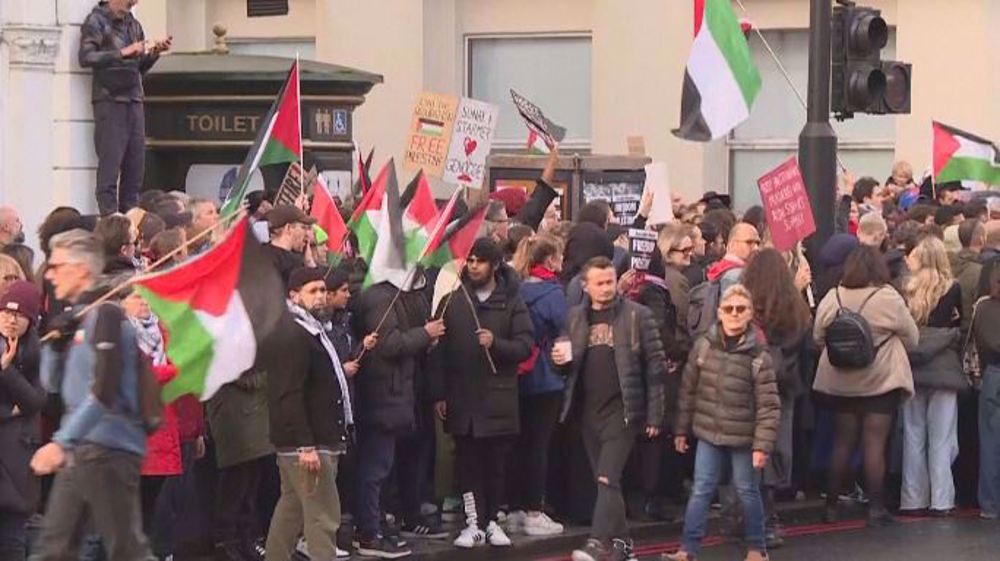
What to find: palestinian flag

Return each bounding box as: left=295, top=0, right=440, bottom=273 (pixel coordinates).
left=401, top=170, right=440, bottom=263
left=527, top=130, right=550, bottom=155
left=364, top=161, right=408, bottom=288
left=425, top=201, right=488, bottom=270
left=933, top=121, right=1000, bottom=186
left=310, top=174, right=348, bottom=261
left=348, top=161, right=391, bottom=263
left=134, top=218, right=284, bottom=402
left=418, top=118, right=445, bottom=137
left=415, top=189, right=461, bottom=264
left=673, top=0, right=762, bottom=142
left=353, top=147, right=375, bottom=200
left=222, top=61, right=302, bottom=215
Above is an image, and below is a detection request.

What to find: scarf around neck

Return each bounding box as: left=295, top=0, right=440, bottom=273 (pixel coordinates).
left=288, top=301, right=354, bottom=427
left=129, top=314, right=166, bottom=366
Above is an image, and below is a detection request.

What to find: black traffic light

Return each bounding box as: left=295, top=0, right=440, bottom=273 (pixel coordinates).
left=831, top=1, right=911, bottom=119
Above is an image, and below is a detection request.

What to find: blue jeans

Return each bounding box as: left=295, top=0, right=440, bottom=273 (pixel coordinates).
left=355, top=427, right=397, bottom=539
left=979, top=365, right=1000, bottom=516
left=681, top=441, right=766, bottom=556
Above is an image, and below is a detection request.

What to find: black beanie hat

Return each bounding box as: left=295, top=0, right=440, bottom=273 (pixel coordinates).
left=469, top=237, right=503, bottom=266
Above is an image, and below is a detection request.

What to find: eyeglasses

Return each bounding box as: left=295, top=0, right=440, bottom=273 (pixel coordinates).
left=720, top=304, right=749, bottom=316
left=670, top=246, right=694, bottom=256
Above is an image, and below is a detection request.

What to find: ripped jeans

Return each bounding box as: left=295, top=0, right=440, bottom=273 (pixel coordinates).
left=581, top=412, right=640, bottom=541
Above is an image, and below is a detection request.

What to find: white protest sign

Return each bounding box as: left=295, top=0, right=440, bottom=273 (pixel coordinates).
left=443, top=97, right=499, bottom=189
left=643, top=162, right=673, bottom=226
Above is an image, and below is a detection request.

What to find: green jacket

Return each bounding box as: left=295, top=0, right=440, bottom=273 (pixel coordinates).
left=207, top=368, right=272, bottom=468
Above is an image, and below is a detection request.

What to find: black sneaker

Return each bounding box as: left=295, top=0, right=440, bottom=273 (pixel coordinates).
left=611, top=538, right=638, bottom=561
left=213, top=541, right=245, bottom=561
left=355, top=535, right=412, bottom=559
left=400, top=521, right=449, bottom=540
left=572, top=539, right=609, bottom=561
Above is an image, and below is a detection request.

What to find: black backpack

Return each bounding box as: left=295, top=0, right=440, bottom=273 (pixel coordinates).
left=825, top=288, right=889, bottom=369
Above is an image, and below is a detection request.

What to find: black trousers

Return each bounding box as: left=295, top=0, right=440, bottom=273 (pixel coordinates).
left=93, top=101, right=144, bottom=215
left=214, top=459, right=261, bottom=544
left=29, top=446, right=154, bottom=561
left=454, top=435, right=516, bottom=526
left=0, top=511, right=29, bottom=561
left=582, top=414, right=639, bottom=542
left=393, top=411, right=436, bottom=524
left=512, top=392, right=563, bottom=511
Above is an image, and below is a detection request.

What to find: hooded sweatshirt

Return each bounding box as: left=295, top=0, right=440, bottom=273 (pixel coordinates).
left=519, top=272, right=568, bottom=395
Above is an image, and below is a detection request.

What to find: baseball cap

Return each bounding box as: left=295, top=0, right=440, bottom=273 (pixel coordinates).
left=266, top=204, right=317, bottom=230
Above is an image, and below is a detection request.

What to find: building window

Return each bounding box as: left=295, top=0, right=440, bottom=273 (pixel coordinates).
left=248, top=0, right=289, bottom=18
left=467, top=34, right=592, bottom=152
left=728, top=29, right=897, bottom=210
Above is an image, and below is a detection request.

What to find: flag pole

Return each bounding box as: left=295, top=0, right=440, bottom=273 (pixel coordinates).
left=41, top=208, right=248, bottom=342
left=733, top=0, right=847, bottom=173
left=296, top=52, right=305, bottom=200
left=457, top=280, right=498, bottom=374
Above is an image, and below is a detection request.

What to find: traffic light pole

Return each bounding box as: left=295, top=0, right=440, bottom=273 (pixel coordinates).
left=799, top=0, right=839, bottom=264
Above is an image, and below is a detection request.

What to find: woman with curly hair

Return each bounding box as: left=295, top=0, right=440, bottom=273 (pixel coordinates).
left=900, top=236, right=964, bottom=516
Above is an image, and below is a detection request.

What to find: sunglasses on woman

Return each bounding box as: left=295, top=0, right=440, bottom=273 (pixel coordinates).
left=720, top=304, right=749, bottom=316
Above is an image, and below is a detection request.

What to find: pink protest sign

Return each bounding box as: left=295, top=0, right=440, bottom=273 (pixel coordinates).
left=757, top=157, right=816, bottom=251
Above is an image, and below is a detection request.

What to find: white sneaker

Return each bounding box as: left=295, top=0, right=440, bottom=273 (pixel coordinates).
left=504, top=510, right=526, bottom=534
left=522, top=512, right=564, bottom=536
left=486, top=521, right=512, bottom=547
left=296, top=538, right=349, bottom=559
left=453, top=525, right=486, bottom=548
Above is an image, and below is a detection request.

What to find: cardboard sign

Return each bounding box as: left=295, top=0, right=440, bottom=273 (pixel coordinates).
left=628, top=228, right=659, bottom=272
left=582, top=174, right=645, bottom=226
left=510, top=89, right=567, bottom=147
left=627, top=135, right=647, bottom=157
left=757, top=156, right=817, bottom=251
left=404, top=92, right=459, bottom=177
left=443, top=98, right=499, bottom=188
left=643, top=162, right=673, bottom=226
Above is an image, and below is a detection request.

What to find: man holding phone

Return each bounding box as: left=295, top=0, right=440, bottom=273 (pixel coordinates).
left=79, top=0, right=172, bottom=215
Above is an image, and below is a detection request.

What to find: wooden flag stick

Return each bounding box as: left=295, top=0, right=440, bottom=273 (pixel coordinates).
left=457, top=280, right=498, bottom=375
left=41, top=208, right=247, bottom=342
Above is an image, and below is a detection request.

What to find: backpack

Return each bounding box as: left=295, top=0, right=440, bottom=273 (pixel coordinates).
left=687, top=279, right=722, bottom=339
left=825, top=288, right=889, bottom=369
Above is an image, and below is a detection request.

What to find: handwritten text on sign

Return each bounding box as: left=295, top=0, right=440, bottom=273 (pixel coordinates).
left=443, top=98, right=498, bottom=189
left=404, top=92, right=458, bottom=177
left=757, top=156, right=816, bottom=251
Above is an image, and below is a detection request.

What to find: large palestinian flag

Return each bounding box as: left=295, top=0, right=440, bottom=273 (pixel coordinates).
left=673, top=0, right=761, bottom=141
left=134, top=218, right=284, bottom=402
left=401, top=170, right=440, bottom=263
left=424, top=201, right=489, bottom=270
left=221, top=61, right=302, bottom=216
left=348, top=161, right=392, bottom=264
left=933, top=121, right=1000, bottom=186
left=364, top=161, right=409, bottom=288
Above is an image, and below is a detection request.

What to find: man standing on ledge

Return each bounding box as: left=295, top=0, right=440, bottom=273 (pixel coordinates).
left=79, top=0, right=172, bottom=215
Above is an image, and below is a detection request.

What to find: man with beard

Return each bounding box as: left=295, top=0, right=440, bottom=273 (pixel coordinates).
left=431, top=238, right=534, bottom=549
left=552, top=257, right=666, bottom=561
left=0, top=206, right=25, bottom=248
left=265, top=268, right=354, bottom=561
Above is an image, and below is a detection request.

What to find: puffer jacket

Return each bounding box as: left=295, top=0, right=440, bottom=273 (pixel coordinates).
left=430, top=265, right=534, bottom=438
left=519, top=277, right=568, bottom=395
left=559, top=296, right=667, bottom=429
left=355, top=283, right=433, bottom=434
left=908, top=327, right=966, bottom=393
left=78, top=2, right=160, bottom=102
left=675, top=325, right=781, bottom=453
left=951, top=249, right=984, bottom=334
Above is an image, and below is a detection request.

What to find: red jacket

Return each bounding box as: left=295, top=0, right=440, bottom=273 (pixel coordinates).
left=141, top=363, right=182, bottom=476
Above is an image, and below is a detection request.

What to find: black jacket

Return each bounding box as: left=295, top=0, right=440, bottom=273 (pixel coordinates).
left=559, top=296, right=668, bottom=428
left=79, top=2, right=159, bottom=102
left=0, top=333, right=45, bottom=514
left=515, top=180, right=559, bottom=231
left=430, top=265, right=534, bottom=438
left=355, top=283, right=433, bottom=434
left=267, top=313, right=348, bottom=451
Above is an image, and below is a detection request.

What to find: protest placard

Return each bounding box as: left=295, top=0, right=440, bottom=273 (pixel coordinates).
left=510, top=89, right=567, bottom=147
left=443, top=98, right=499, bottom=188
left=404, top=92, right=459, bottom=177
left=628, top=228, right=658, bottom=272
left=643, top=162, right=673, bottom=226
left=757, top=156, right=817, bottom=251
left=582, top=172, right=645, bottom=226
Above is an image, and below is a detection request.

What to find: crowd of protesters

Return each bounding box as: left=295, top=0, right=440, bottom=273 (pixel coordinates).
left=0, top=150, right=999, bottom=561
